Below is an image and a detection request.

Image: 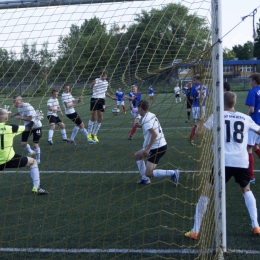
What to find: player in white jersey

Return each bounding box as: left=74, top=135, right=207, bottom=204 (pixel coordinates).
left=134, top=100, right=179, bottom=184
left=87, top=70, right=116, bottom=143
left=47, top=89, right=68, bottom=145
left=174, top=84, right=181, bottom=103
left=12, top=95, right=42, bottom=164
left=185, top=91, right=260, bottom=240
left=61, top=83, right=88, bottom=145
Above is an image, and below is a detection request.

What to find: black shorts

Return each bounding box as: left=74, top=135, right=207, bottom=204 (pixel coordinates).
left=225, top=167, right=250, bottom=188
left=147, top=145, right=167, bottom=164
left=66, top=112, right=82, bottom=126
left=21, top=128, right=42, bottom=143
left=47, top=115, right=62, bottom=124
left=186, top=98, right=193, bottom=109
left=175, top=94, right=180, bottom=98
left=0, top=154, right=28, bottom=171
left=90, top=98, right=105, bottom=112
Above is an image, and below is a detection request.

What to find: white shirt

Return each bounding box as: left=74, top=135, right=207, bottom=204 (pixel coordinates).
left=92, top=78, right=108, bottom=99
left=47, top=97, right=60, bottom=117
left=204, top=111, right=260, bottom=168
left=174, top=86, right=180, bottom=94
left=62, top=92, right=75, bottom=115
left=141, top=112, right=167, bottom=150
left=17, top=103, right=42, bottom=129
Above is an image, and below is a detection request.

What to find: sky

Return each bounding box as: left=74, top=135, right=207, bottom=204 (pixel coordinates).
left=0, top=0, right=260, bottom=53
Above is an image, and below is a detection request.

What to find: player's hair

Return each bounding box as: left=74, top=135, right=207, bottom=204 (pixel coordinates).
left=249, top=72, right=260, bottom=85
left=223, top=82, right=230, bottom=92
left=131, top=85, right=137, bottom=89
left=0, top=108, right=8, bottom=122
left=187, top=82, right=192, bottom=87
left=13, top=95, right=22, bottom=100
left=193, top=75, right=200, bottom=81
left=100, top=70, right=108, bottom=76
left=224, top=91, right=236, bottom=108
left=62, top=83, right=69, bottom=89
left=137, top=100, right=149, bottom=111
left=52, top=89, right=58, bottom=94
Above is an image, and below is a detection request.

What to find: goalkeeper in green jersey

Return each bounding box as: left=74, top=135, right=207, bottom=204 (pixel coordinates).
left=0, top=108, right=48, bottom=195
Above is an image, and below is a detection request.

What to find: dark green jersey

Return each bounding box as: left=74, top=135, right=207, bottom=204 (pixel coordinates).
left=0, top=123, right=25, bottom=164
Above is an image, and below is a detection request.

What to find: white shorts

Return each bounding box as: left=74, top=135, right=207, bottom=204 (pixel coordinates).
left=192, top=106, right=205, bottom=120
left=117, top=100, right=125, bottom=106
left=149, top=94, right=154, bottom=97
left=130, top=107, right=141, bottom=119
left=248, top=130, right=260, bottom=146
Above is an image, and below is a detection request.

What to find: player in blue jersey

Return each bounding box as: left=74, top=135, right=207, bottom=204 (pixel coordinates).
left=116, top=87, right=126, bottom=114
left=183, top=83, right=188, bottom=99
left=246, top=73, right=260, bottom=184
left=148, top=85, right=154, bottom=101
left=127, top=85, right=142, bottom=140
left=188, top=75, right=209, bottom=145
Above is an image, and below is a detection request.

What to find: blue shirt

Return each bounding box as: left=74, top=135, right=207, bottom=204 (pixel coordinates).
left=245, top=86, right=260, bottom=125
left=190, top=84, right=209, bottom=107
left=183, top=86, right=188, bottom=95
left=129, top=92, right=142, bottom=108
left=116, top=90, right=125, bottom=101
left=149, top=88, right=154, bottom=95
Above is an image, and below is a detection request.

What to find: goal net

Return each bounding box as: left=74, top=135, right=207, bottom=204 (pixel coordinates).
left=0, top=0, right=220, bottom=259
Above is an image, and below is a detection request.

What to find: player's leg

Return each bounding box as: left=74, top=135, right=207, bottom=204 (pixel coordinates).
left=32, top=128, right=42, bottom=164
left=48, top=123, right=55, bottom=145
left=188, top=107, right=199, bottom=145
left=120, top=101, right=126, bottom=114
left=92, top=109, right=104, bottom=142
left=134, top=149, right=150, bottom=184
left=129, top=111, right=141, bottom=140
left=57, top=121, right=68, bottom=142
left=76, top=117, right=88, bottom=140
left=247, top=131, right=257, bottom=183
left=21, top=131, right=34, bottom=156
left=233, top=167, right=260, bottom=235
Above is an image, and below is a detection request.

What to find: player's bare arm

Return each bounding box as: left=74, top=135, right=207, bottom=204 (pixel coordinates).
left=90, top=80, right=96, bottom=89
left=105, top=92, right=116, bottom=100
left=14, top=115, right=33, bottom=121
left=48, top=105, right=62, bottom=112
left=248, top=106, right=254, bottom=116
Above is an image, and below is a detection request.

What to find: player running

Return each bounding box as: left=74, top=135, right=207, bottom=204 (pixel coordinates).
left=47, top=89, right=68, bottom=145
left=116, top=87, right=126, bottom=114
left=185, top=91, right=260, bottom=239
left=12, top=95, right=42, bottom=164
left=127, top=85, right=141, bottom=140
left=0, top=108, right=48, bottom=195
left=134, top=100, right=179, bottom=184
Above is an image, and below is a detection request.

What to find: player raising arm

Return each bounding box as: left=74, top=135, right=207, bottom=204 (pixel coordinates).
left=134, top=100, right=179, bottom=185
left=0, top=108, right=48, bottom=195
left=116, top=87, right=126, bottom=114
left=185, top=91, right=260, bottom=239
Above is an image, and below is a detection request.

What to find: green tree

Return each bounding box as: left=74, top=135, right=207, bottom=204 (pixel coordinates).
left=253, top=18, right=260, bottom=59
left=0, top=48, right=9, bottom=87
left=223, top=47, right=236, bottom=60
left=232, top=41, right=253, bottom=60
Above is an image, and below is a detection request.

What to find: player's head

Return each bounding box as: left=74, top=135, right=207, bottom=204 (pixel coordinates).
left=150, top=85, right=153, bottom=88
left=100, top=70, right=108, bottom=80
left=193, top=75, right=200, bottom=85
left=62, top=83, right=70, bottom=93
left=131, top=85, right=138, bottom=94
left=118, top=87, right=122, bottom=91
left=0, top=108, right=9, bottom=123
left=137, top=100, right=149, bottom=115
left=52, top=89, right=59, bottom=98
left=187, top=82, right=192, bottom=88
left=223, top=82, right=230, bottom=92
left=13, top=95, right=23, bottom=108
left=249, top=72, right=260, bottom=87
left=224, top=91, right=236, bottom=109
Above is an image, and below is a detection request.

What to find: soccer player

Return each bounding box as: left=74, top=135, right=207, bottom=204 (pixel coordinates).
left=188, top=75, right=209, bottom=145
left=174, top=83, right=181, bottom=103
left=61, top=83, right=88, bottom=145
left=245, top=73, right=260, bottom=184
left=134, top=100, right=179, bottom=184
left=87, top=70, right=115, bottom=143
left=12, top=95, right=42, bottom=164
left=116, top=87, right=126, bottom=114
left=0, top=108, right=48, bottom=195
left=47, top=89, right=68, bottom=145
left=128, top=85, right=141, bottom=140
left=185, top=82, right=193, bottom=122
left=185, top=91, right=260, bottom=239
left=148, top=85, right=154, bottom=101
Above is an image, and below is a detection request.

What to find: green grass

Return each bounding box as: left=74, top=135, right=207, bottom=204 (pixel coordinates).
left=0, top=91, right=260, bottom=259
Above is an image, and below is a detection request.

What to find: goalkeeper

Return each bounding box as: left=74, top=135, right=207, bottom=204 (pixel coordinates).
left=12, top=95, right=42, bottom=164
left=0, top=108, right=48, bottom=195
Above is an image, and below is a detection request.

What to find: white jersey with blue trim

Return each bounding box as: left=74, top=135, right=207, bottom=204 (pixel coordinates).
left=142, top=112, right=167, bottom=150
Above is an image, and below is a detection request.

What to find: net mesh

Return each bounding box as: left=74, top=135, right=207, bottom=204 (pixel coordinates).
left=0, top=0, right=219, bottom=259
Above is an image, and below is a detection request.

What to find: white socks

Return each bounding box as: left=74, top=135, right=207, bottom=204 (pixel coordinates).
left=153, top=170, right=175, bottom=178
left=30, top=164, right=40, bottom=188
left=192, top=196, right=210, bottom=233
left=136, top=160, right=147, bottom=179
left=80, top=128, right=88, bottom=138
left=48, top=130, right=54, bottom=141
left=60, top=129, right=67, bottom=140
left=244, top=191, right=259, bottom=228
left=93, top=122, right=101, bottom=135
left=34, top=147, right=41, bottom=160
left=70, top=126, right=79, bottom=140
left=88, top=120, right=94, bottom=134
left=25, top=144, right=34, bottom=154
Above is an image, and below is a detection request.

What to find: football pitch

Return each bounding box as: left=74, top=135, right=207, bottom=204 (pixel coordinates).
left=1, top=91, right=260, bottom=259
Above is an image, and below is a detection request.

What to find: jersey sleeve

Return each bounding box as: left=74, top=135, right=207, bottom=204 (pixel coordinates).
left=249, top=117, right=260, bottom=132
left=47, top=99, right=52, bottom=107
left=245, top=90, right=254, bottom=107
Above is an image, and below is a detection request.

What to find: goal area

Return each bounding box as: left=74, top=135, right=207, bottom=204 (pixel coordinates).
left=0, top=0, right=226, bottom=259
